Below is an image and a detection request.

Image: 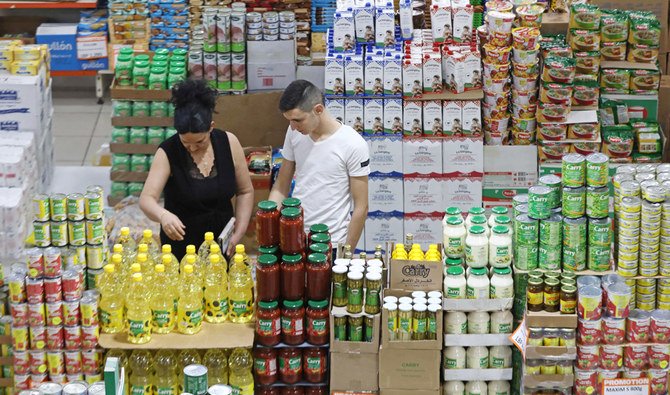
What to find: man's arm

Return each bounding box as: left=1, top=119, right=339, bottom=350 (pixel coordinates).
left=345, top=175, right=368, bottom=248
left=268, top=159, right=296, bottom=205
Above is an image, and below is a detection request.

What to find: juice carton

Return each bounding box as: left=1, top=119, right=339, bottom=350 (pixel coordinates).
left=462, top=49, right=482, bottom=91
left=402, top=56, right=423, bottom=98
left=462, top=100, right=482, bottom=137
left=422, top=52, right=443, bottom=93
left=324, top=54, right=345, bottom=95
left=383, top=52, right=403, bottom=95
left=345, top=54, right=365, bottom=96
left=403, top=100, right=423, bottom=136
left=430, top=1, right=452, bottom=43
left=452, top=4, right=473, bottom=43
left=354, top=5, right=375, bottom=43
left=365, top=53, right=385, bottom=96
left=345, top=99, right=365, bottom=133
left=375, top=9, right=396, bottom=48
left=383, top=98, right=403, bottom=136
left=443, top=100, right=464, bottom=136
left=399, top=0, right=414, bottom=40
left=333, top=11, right=355, bottom=52
left=364, top=99, right=384, bottom=136
left=443, top=50, right=466, bottom=93
left=422, top=100, right=443, bottom=136
left=326, top=98, right=345, bottom=123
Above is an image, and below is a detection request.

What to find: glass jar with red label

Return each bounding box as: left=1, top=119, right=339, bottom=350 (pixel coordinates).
left=306, top=300, right=329, bottom=345
left=253, top=347, right=278, bottom=385
left=308, top=223, right=329, bottom=242
left=256, top=254, right=280, bottom=302
left=304, top=387, right=328, bottom=395
left=256, top=200, right=280, bottom=247
left=280, top=207, right=305, bottom=254
left=256, top=300, right=281, bottom=346
left=303, top=347, right=327, bottom=383
left=281, top=299, right=305, bottom=345
left=281, top=254, right=305, bottom=301
left=306, top=253, right=331, bottom=301
left=280, top=387, right=305, bottom=395
left=278, top=347, right=302, bottom=384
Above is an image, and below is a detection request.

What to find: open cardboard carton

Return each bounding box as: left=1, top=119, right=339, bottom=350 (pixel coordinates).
left=443, top=367, right=513, bottom=381
left=381, top=289, right=442, bottom=350
left=525, top=346, right=577, bottom=360
left=444, top=334, right=512, bottom=347
left=329, top=305, right=381, bottom=354
left=443, top=298, right=513, bottom=312
left=525, top=310, right=578, bottom=329
left=386, top=242, right=444, bottom=291
left=379, top=346, right=441, bottom=390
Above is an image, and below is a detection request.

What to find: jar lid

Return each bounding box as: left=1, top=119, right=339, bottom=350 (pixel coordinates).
left=383, top=296, right=398, bottom=304
left=347, top=271, right=363, bottom=280
left=427, top=297, right=441, bottom=305
left=309, top=223, right=329, bottom=234
left=447, top=265, right=464, bottom=275
left=258, top=200, right=277, bottom=211
left=492, top=225, right=509, bottom=234
left=399, top=303, right=413, bottom=312
left=257, top=254, right=277, bottom=266
left=495, top=215, right=511, bottom=224
left=282, top=254, right=302, bottom=264
left=545, top=278, right=560, bottom=286
left=528, top=277, right=543, bottom=285
left=367, top=259, right=383, bottom=268
left=562, top=285, right=577, bottom=293
left=365, top=272, right=382, bottom=281
left=310, top=233, right=330, bottom=244
left=469, top=207, right=486, bottom=215
left=282, top=197, right=301, bottom=208
left=411, top=291, right=426, bottom=298
left=413, top=297, right=427, bottom=305
left=135, top=54, right=150, bottom=62
left=427, top=291, right=442, bottom=299
left=308, top=252, right=327, bottom=264
left=334, top=258, right=350, bottom=266
left=309, top=243, right=329, bottom=255
left=470, top=267, right=487, bottom=276
left=308, top=300, right=328, bottom=309
left=281, top=207, right=301, bottom=218
left=367, top=267, right=382, bottom=275
left=259, top=245, right=278, bottom=254
left=283, top=299, right=304, bottom=308
left=332, top=265, right=348, bottom=274
left=134, top=60, right=150, bottom=67
left=384, top=302, right=398, bottom=311
left=492, top=206, right=509, bottom=215
left=446, top=257, right=463, bottom=266
left=447, top=216, right=463, bottom=225
left=470, top=225, right=485, bottom=235
left=428, top=304, right=441, bottom=312
left=471, top=215, right=487, bottom=225
left=493, top=267, right=511, bottom=275
left=413, top=304, right=427, bottom=312
left=398, top=296, right=413, bottom=304
left=259, top=300, right=278, bottom=309
left=446, top=207, right=461, bottom=216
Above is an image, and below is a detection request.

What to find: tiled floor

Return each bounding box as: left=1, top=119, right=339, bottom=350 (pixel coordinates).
left=52, top=88, right=113, bottom=166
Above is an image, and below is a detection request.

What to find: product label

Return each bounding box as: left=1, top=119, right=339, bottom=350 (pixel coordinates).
left=254, top=357, right=277, bottom=375
left=490, top=356, right=505, bottom=368
left=152, top=309, right=173, bottom=328
left=465, top=244, right=487, bottom=267
left=131, top=385, right=151, bottom=395
left=281, top=316, right=304, bottom=335
left=366, top=289, right=380, bottom=306
left=308, top=318, right=327, bottom=336
left=306, top=356, right=323, bottom=373
left=447, top=286, right=464, bottom=299
left=544, top=291, right=559, bottom=306
left=495, top=323, right=512, bottom=333
left=446, top=358, right=461, bottom=369
left=428, top=316, right=437, bottom=334
left=527, top=290, right=543, bottom=305
left=279, top=356, right=301, bottom=374
left=348, top=288, right=362, bottom=305
left=231, top=299, right=250, bottom=316
left=388, top=316, right=398, bottom=331
left=493, top=245, right=511, bottom=265
left=156, top=386, right=177, bottom=395
left=412, top=317, right=427, bottom=333
left=179, top=308, right=203, bottom=329
left=447, top=237, right=464, bottom=256
left=491, top=285, right=513, bottom=299
left=399, top=317, right=411, bottom=333
left=100, top=308, right=123, bottom=330
left=128, top=319, right=149, bottom=337
left=257, top=317, right=281, bottom=336
left=333, top=282, right=346, bottom=299
left=205, top=297, right=228, bottom=318
left=466, top=285, right=487, bottom=299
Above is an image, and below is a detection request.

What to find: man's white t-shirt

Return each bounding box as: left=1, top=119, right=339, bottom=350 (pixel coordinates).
left=281, top=124, right=370, bottom=244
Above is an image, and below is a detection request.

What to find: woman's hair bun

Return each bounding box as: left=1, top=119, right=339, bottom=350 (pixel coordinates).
left=171, top=79, right=216, bottom=110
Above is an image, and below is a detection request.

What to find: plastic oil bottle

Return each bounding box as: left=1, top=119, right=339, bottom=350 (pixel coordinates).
left=228, top=254, right=253, bottom=323
left=139, top=229, right=160, bottom=259
left=203, top=349, right=228, bottom=386
left=408, top=244, right=425, bottom=261
left=99, top=264, right=124, bottom=334
left=105, top=349, right=129, bottom=395
left=151, top=264, right=176, bottom=334
left=177, top=264, right=203, bottom=334
left=392, top=243, right=408, bottom=260
left=207, top=244, right=226, bottom=271
left=154, top=349, right=179, bottom=395
left=177, top=349, right=201, bottom=393
left=126, top=273, right=152, bottom=344
left=128, top=350, right=154, bottom=395
left=180, top=245, right=201, bottom=281
left=234, top=244, right=250, bottom=266
left=425, top=244, right=441, bottom=262
left=204, top=254, right=228, bottom=323
left=198, top=231, right=217, bottom=262
left=228, top=348, right=253, bottom=395
left=160, top=244, right=179, bottom=277
left=112, top=245, right=125, bottom=269
left=118, top=226, right=137, bottom=258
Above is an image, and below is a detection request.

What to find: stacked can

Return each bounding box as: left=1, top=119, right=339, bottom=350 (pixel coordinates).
left=7, top=261, right=102, bottom=390
left=192, top=6, right=247, bottom=92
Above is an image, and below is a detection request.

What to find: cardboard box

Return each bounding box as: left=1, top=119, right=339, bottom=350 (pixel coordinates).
left=378, top=347, right=441, bottom=390
left=247, top=40, right=297, bottom=91
left=442, top=368, right=513, bottom=381
left=381, top=289, right=443, bottom=349
left=109, top=143, right=159, bottom=155
left=525, top=346, right=577, bottom=360
left=36, top=23, right=108, bottom=71
left=388, top=254, right=444, bottom=292
left=330, top=351, right=379, bottom=392
left=367, top=136, right=403, bottom=177
left=111, top=79, right=172, bottom=101
left=525, top=311, right=578, bottom=329
left=442, top=136, right=484, bottom=177
left=329, top=307, right=381, bottom=353
left=403, top=175, right=443, bottom=215
left=590, top=0, right=669, bottom=52
left=403, top=213, right=443, bottom=249
left=600, top=93, right=659, bottom=122
left=540, top=13, right=568, bottom=36
left=443, top=334, right=513, bottom=347
left=0, top=73, right=46, bottom=110
left=381, top=390, right=439, bottom=395
left=369, top=176, right=404, bottom=214
left=443, top=298, right=513, bottom=312
left=483, top=146, right=538, bottom=189
left=365, top=213, right=404, bottom=255
left=482, top=187, right=528, bottom=211
left=402, top=138, right=443, bottom=175
left=442, top=177, right=483, bottom=212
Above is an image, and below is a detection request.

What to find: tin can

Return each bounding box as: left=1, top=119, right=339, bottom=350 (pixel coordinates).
left=66, top=194, right=85, bottom=221
left=588, top=245, right=611, bottom=272
left=538, top=243, right=561, bottom=270
left=203, top=10, right=217, bottom=53
left=50, top=221, right=68, bottom=247
left=46, top=325, right=64, bottom=350
left=63, top=301, right=81, bottom=327
left=85, top=220, right=104, bottom=245
left=88, top=382, right=104, bottom=395
left=514, top=214, right=539, bottom=244
left=82, top=349, right=102, bottom=375
left=586, top=186, right=609, bottom=219
left=33, top=221, right=51, bottom=247
left=28, top=350, right=47, bottom=375
left=230, top=11, right=246, bottom=52
left=589, top=218, right=612, bottom=247
left=62, top=272, right=82, bottom=303
left=562, top=245, right=587, bottom=271
left=62, top=381, right=87, bottom=395
left=81, top=325, right=99, bottom=350
left=13, top=351, right=30, bottom=375
left=29, top=325, right=46, bottom=350
left=586, top=153, right=609, bottom=187
left=49, top=194, right=67, bottom=221
left=33, top=194, right=50, bottom=222
left=216, top=53, right=231, bottom=91
left=86, top=269, right=103, bottom=290
left=8, top=273, right=26, bottom=303
left=63, top=326, right=82, bottom=350
left=528, top=186, right=552, bottom=219
left=203, top=53, right=217, bottom=86
left=68, top=221, right=86, bottom=246
left=216, top=10, right=231, bottom=53
left=563, top=217, right=587, bottom=249
left=64, top=351, right=82, bottom=375
left=66, top=373, right=84, bottom=383
left=80, top=294, right=98, bottom=326
left=562, top=186, right=586, bottom=218
left=14, top=373, right=30, bottom=390
left=46, top=301, right=63, bottom=327
left=540, top=214, right=563, bottom=246
left=188, top=50, right=204, bottom=80
left=562, top=153, right=586, bottom=188
left=25, top=278, right=43, bottom=304
left=39, top=383, right=63, bottom=395
left=44, top=276, right=62, bottom=303
left=26, top=247, right=44, bottom=278
left=539, top=175, right=562, bottom=209
left=31, top=373, right=48, bottom=387
left=74, top=245, right=87, bottom=265
left=27, top=303, right=46, bottom=327
left=86, top=244, right=104, bottom=270
left=12, top=325, right=29, bottom=352
left=44, top=247, right=62, bottom=278
left=84, top=193, right=103, bottom=220
left=184, top=364, right=208, bottom=395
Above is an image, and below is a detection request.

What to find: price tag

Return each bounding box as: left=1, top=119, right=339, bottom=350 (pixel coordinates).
left=76, top=36, right=107, bottom=60
left=509, top=317, right=527, bottom=359
left=602, top=378, right=650, bottom=395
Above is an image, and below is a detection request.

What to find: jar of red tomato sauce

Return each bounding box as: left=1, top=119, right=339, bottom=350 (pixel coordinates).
left=253, top=347, right=278, bottom=385
left=280, top=207, right=305, bottom=254
left=304, top=386, right=327, bottom=395
left=281, top=254, right=305, bottom=300
left=309, top=233, right=332, bottom=257
left=282, top=197, right=303, bottom=213
left=308, top=223, right=329, bottom=241
left=256, top=200, right=280, bottom=247
left=306, top=300, right=329, bottom=345
left=280, top=387, right=304, bottom=395
left=281, top=299, right=305, bottom=345
left=256, top=300, right=281, bottom=346
left=308, top=243, right=331, bottom=267
left=278, top=347, right=302, bottom=384
left=256, top=254, right=280, bottom=302
left=256, top=387, right=280, bottom=395
left=303, top=347, right=327, bottom=383
left=306, top=253, right=331, bottom=301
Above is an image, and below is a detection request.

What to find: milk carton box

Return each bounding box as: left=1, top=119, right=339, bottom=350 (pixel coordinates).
left=384, top=53, right=403, bottom=95
left=443, top=177, right=483, bottom=212
left=403, top=100, right=423, bottom=136
left=354, top=5, right=375, bottom=43
left=326, top=98, right=345, bottom=123
left=403, top=213, right=443, bottom=248
left=369, top=175, right=404, bottom=213
left=345, top=99, right=364, bottom=133
left=403, top=138, right=443, bottom=175
left=422, top=100, right=443, bottom=136
left=368, top=136, right=403, bottom=176
left=462, top=49, right=482, bottom=91
left=422, top=52, right=443, bottom=93
left=383, top=98, right=403, bottom=136
left=365, top=213, right=404, bottom=254
left=443, top=50, right=466, bottom=93
left=345, top=54, right=364, bottom=96
left=399, top=0, right=414, bottom=40
left=324, top=54, right=345, bottom=95
left=462, top=100, right=482, bottom=137
left=364, top=53, right=384, bottom=96
left=430, top=1, right=452, bottom=43
left=364, top=99, right=384, bottom=136
left=443, top=100, right=463, bottom=136
left=375, top=9, right=396, bottom=48
left=333, top=11, right=356, bottom=51
left=402, top=56, right=423, bottom=98
left=403, top=175, right=443, bottom=214
left=452, top=5, right=473, bottom=43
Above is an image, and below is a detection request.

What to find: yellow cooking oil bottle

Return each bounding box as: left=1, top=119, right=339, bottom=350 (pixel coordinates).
left=228, top=348, right=254, bottom=395
left=177, top=264, right=203, bottom=334
left=228, top=254, right=254, bottom=323
left=425, top=244, right=441, bottom=262
left=181, top=245, right=202, bottom=282
left=160, top=244, right=179, bottom=277
left=198, top=231, right=217, bottom=262
left=203, top=348, right=228, bottom=386
left=204, top=254, right=228, bottom=323
left=139, top=229, right=160, bottom=259
left=112, top=245, right=125, bottom=269
left=151, top=264, right=176, bottom=334
left=128, top=350, right=154, bottom=395
left=408, top=244, right=425, bottom=261
left=234, top=244, right=250, bottom=266
left=99, top=263, right=124, bottom=334
left=392, top=243, right=408, bottom=260
left=154, top=349, right=178, bottom=395
left=105, top=349, right=129, bottom=395
left=177, top=349, right=201, bottom=393
left=126, top=273, right=152, bottom=344
left=208, top=243, right=226, bottom=270
left=118, top=226, right=137, bottom=258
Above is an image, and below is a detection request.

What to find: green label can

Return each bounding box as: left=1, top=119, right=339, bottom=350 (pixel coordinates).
left=33, top=221, right=51, bottom=247
left=586, top=186, right=609, bottom=219
left=33, top=194, right=50, bottom=222
left=562, top=245, right=586, bottom=271
left=49, top=193, right=67, bottom=221
left=514, top=204, right=529, bottom=217
left=563, top=217, right=587, bottom=249
left=586, top=153, right=609, bottom=187
left=540, top=214, right=563, bottom=247
left=588, top=245, right=611, bottom=271
left=86, top=219, right=105, bottom=245
left=84, top=193, right=103, bottom=220
left=86, top=243, right=105, bottom=270
left=562, top=186, right=585, bottom=218
left=111, top=127, right=129, bottom=144
left=86, top=268, right=103, bottom=289
left=588, top=218, right=612, bottom=247
left=538, top=243, right=561, bottom=270
left=562, top=153, right=586, bottom=187
left=539, top=174, right=562, bottom=209
left=66, top=193, right=85, bottom=221
left=514, top=214, right=539, bottom=245
left=528, top=186, right=552, bottom=220
left=513, top=194, right=528, bottom=209
left=183, top=364, right=208, bottom=395
left=514, top=244, right=538, bottom=270
left=50, top=220, right=68, bottom=247
left=68, top=221, right=86, bottom=246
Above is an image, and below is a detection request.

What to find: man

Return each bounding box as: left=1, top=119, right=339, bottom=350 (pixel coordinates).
left=269, top=80, right=370, bottom=249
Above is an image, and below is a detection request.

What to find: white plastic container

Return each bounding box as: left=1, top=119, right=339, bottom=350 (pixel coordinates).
left=445, top=311, right=468, bottom=334
left=491, top=310, right=514, bottom=334
left=443, top=381, right=465, bottom=395
left=489, top=346, right=512, bottom=368
left=465, top=381, right=488, bottom=395
left=444, top=216, right=467, bottom=259
left=465, top=226, right=489, bottom=268
left=466, top=267, right=490, bottom=299
left=444, top=265, right=467, bottom=299
left=466, top=346, right=489, bottom=369
left=490, top=267, right=514, bottom=299
left=467, top=311, right=490, bottom=334
left=488, top=226, right=512, bottom=268
left=488, top=380, right=511, bottom=395
left=443, top=346, right=466, bottom=369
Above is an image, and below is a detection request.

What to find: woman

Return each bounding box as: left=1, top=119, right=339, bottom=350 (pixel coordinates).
left=140, top=79, right=254, bottom=259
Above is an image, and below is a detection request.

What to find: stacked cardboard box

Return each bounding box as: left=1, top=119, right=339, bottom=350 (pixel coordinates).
left=482, top=146, right=538, bottom=211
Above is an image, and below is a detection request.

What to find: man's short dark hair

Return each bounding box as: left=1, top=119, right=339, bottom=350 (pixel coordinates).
left=279, top=80, right=325, bottom=112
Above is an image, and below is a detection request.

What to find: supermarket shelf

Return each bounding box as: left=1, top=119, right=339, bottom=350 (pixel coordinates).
left=444, top=334, right=512, bottom=347
left=324, top=95, right=402, bottom=100
left=443, top=368, right=513, bottom=381
left=51, top=70, right=99, bottom=77
left=111, top=117, right=174, bottom=127
left=99, top=322, right=254, bottom=349
left=0, top=0, right=97, bottom=8
left=443, top=298, right=513, bottom=312
left=526, top=346, right=577, bottom=360
left=261, top=380, right=329, bottom=388
left=524, top=374, right=574, bottom=389
left=405, top=89, right=484, bottom=101
left=110, top=143, right=160, bottom=155
left=255, top=341, right=330, bottom=348
left=525, top=311, right=577, bottom=329
left=110, top=170, right=148, bottom=182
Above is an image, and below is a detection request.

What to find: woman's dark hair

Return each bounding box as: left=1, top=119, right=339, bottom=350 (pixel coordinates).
left=171, top=79, right=217, bottom=134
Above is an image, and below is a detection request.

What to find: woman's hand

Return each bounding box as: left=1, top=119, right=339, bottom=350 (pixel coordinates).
left=160, top=210, right=186, bottom=241
left=226, top=230, right=244, bottom=256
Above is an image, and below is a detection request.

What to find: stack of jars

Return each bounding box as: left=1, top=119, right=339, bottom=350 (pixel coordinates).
left=525, top=270, right=577, bottom=315
left=253, top=199, right=331, bottom=391
left=383, top=291, right=442, bottom=342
